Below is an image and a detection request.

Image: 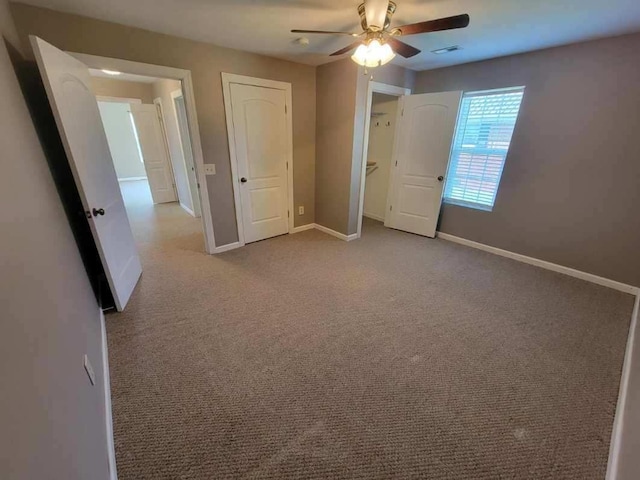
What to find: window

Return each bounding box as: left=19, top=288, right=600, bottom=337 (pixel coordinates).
left=444, top=86, right=525, bottom=211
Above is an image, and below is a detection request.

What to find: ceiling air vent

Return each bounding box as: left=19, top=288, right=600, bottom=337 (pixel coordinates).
left=431, top=45, right=461, bottom=54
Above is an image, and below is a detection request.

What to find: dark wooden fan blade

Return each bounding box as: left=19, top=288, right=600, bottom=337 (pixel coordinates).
left=395, top=14, right=470, bottom=36
left=291, top=29, right=359, bottom=36
left=330, top=41, right=362, bottom=56
left=387, top=37, right=421, bottom=58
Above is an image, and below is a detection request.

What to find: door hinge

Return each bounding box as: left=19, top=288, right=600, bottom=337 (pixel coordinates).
left=286, top=161, right=288, bottom=170
left=390, top=205, right=393, bottom=211
left=401, top=108, right=404, bottom=117
left=197, top=182, right=200, bottom=189
left=395, top=160, right=398, bottom=166
left=287, top=210, right=290, bottom=218
left=285, top=104, right=287, bottom=114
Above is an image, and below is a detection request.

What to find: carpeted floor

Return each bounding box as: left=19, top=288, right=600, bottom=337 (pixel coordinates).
left=108, top=183, right=634, bottom=479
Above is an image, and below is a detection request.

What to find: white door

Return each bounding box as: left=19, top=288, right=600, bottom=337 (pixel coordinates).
left=31, top=36, right=141, bottom=311
left=229, top=83, right=289, bottom=244
left=173, top=94, right=201, bottom=217
left=385, top=91, right=462, bottom=238
left=130, top=104, right=177, bottom=204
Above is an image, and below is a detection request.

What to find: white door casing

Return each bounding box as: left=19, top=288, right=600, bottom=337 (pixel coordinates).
left=385, top=91, right=462, bottom=238
left=130, top=104, right=177, bottom=204
left=31, top=36, right=141, bottom=311
left=229, top=83, right=289, bottom=244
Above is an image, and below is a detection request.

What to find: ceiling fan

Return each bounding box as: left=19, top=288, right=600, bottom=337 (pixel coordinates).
left=291, top=0, right=469, bottom=67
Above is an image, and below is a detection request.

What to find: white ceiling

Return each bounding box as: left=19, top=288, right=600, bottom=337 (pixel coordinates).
left=23, top=0, right=640, bottom=71
left=88, top=68, right=159, bottom=83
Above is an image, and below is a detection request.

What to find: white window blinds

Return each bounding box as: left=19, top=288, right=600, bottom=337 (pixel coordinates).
left=444, top=87, right=525, bottom=210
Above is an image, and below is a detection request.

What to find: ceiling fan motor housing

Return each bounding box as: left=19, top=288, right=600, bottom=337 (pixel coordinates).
left=358, top=1, right=397, bottom=31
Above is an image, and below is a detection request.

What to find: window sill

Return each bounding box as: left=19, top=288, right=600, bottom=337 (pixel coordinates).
left=443, top=199, right=494, bottom=212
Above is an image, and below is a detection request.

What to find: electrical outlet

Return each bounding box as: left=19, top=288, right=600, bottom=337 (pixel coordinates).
left=84, top=354, right=96, bottom=386
left=203, top=164, right=216, bottom=175
left=298, top=206, right=304, bottom=215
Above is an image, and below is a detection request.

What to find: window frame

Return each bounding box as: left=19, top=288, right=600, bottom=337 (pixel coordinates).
left=443, top=86, right=525, bottom=212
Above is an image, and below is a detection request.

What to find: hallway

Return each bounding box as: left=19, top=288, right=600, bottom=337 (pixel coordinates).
left=118, top=179, right=204, bottom=253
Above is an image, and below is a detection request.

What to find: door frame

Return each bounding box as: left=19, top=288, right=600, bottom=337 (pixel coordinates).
left=356, top=81, right=411, bottom=239
left=221, top=73, right=294, bottom=247
left=70, top=52, right=216, bottom=254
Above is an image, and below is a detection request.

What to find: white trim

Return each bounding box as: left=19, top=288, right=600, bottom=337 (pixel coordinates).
left=436, top=232, right=639, bottom=295
left=117, top=176, right=147, bottom=182
left=607, top=293, right=640, bottom=480
left=212, top=241, right=242, bottom=254
left=100, top=308, right=118, bottom=480
left=314, top=223, right=358, bottom=242
left=96, top=95, right=142, bottom=105
left=70, top=52, right=216, bottom=254
left=180, top=202, right=196, bottom=217
left=363, top=212, right=385, bottom=222
left=356, top=81, right=411, bottom=239
left=290, top=224, right=315, bottom=234
left=221, top=73, right=295, bottom=248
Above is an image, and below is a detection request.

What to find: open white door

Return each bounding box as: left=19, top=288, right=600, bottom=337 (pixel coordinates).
left=385, top=91, right=461, bottom=238
left=31, top=36, right=141, bottom=311
left=130, top=104, right=177, bottom=204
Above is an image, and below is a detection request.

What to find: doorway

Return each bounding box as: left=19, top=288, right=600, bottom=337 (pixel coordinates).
left=357, top=81, right=462, bottom=239
left=357, top=82, right=410, bottom=238
left=362, top=92, right=400, bottom=227
left=89, top=70, right=205, bottom=250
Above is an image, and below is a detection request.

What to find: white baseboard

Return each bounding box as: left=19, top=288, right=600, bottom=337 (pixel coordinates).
left=117, top=176, right=147, bottom=182
left=314, top=223, right=358, bottom=242
left=212, top=241, right=241, bottom=254
left=100, top=309, right=118, bottom=480
left=363, top=212, right=385, bottom=222
left=607, top=294, right=640, bottom=480
left=290, top=224, right=315, bottom=234
left=436, top=232, right=639, bottom=295
left=179, top=202, right=196, bottom=217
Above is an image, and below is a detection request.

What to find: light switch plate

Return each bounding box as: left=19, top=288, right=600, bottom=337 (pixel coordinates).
left=84, top=354, right=96, bottom=386
left=203, top=164, right=216, bottom=175
left=298, top=206, right=304, bottom=215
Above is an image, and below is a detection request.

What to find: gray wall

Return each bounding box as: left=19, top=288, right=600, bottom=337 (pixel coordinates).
left=315, top=59, right=358, bottom=234
left=11, top=2, right=316, bottom=246
left=414, top=32, right=640, bottom=287
left=0, top=0, right=111, bottom=478
left=315, top=60, right=415, bottom=235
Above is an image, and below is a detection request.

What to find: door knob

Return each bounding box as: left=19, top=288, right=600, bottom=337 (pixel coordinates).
left=92, top=208, right=105, bottom=217
left=240, top=177, right=247, bottom=183
left=437, top=176, right=444, bottom=182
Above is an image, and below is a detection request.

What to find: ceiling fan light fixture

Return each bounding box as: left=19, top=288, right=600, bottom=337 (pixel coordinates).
left=351, top=39, right=395, bottom=67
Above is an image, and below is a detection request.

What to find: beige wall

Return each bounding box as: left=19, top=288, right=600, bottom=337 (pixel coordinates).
left=0, top=1, right=111, bottom=478
left=315, top=60, right=415, bottom=235
left=314, top=59, right=358, bottom=234
left=363, top=94, right=398, bottom=221
left=11, top=2, right=316, bottom=246
left=414, top=32, right=640, bottom=287
left=91, top=76, right=154, bottom=103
